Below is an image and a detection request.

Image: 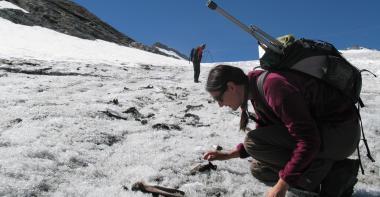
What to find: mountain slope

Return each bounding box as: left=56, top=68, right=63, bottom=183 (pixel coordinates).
left=0, top=2, right=380, bottom=196
left=0, top=0, right=185, bottom=59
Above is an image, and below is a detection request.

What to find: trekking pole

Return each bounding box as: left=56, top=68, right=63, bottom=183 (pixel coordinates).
left=206, top=0, right=284, bottom=55
left=204, top=49, right=215, bottom=62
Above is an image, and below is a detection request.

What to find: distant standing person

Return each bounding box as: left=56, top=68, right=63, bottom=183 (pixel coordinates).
left=189, top=44, right=206, bottom=83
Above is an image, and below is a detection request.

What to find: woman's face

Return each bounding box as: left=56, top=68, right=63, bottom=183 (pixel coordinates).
left=209, top=82, right=243, bottom=111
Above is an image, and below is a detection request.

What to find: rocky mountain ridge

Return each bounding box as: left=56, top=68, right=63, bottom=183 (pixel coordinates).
left=0, top=0, right=187, bottom=60
left=153, top=42, right=189, bottom=60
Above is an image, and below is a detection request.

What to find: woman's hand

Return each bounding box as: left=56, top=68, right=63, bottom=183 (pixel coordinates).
left=203, top=151, right=231, bottom=161
left=266, top=178, right=289, bottom=197
left=203, top=147, right=241, bottom=161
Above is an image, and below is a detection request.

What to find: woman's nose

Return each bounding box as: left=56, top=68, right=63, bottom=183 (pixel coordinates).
left=217, top=101, right=224, bottom=107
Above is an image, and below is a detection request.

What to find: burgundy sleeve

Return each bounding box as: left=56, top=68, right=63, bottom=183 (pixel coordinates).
left=236, top=143, right=250, bottom=158
left=264, top=74, right=321, bottom=186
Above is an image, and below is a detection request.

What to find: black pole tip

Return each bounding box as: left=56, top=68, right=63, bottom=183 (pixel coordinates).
left=207, top=0, right=217, bottom=10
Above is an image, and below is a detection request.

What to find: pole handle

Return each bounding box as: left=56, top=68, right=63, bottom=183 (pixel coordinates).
left=207, top=0, right=217, bottom=10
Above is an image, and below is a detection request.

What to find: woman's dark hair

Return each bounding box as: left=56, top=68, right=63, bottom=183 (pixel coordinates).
left=206, top=65, right=250, bottom=131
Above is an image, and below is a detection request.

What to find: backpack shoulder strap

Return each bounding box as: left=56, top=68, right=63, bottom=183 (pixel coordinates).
left=256, top=71, right=282, bottom=125
left=257, top=71, right=268, bottom=102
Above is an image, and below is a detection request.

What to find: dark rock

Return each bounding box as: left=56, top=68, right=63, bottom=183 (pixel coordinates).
left=6, top=118, right=23, bottom=129
left=10, top=118, right=23, bottom=124
left=122, top=185, right=129, bottom=191
left=101, top=109, right=128, bottom=120
left=140, top=119, right=148, bottom=125
left=140, top=64, right=152, bottom=70
left=36, top=181, right=50, bottom=192
left=68, top=157, right=88, bottom=169
left=123, top=107, right=142, bottom=118
left=199, top=161, right=217, bottom=172
left=190, top=162, right=217, bottom=175
left=145, top=113, right=155, bottom=118
left=168, top=124, right=181, bottom=131
left=185, top=104, right=204, bottom=112
left=0, top=140, right=11, bottom=147
left=112, top=98, right=119, bottom=105
left=153, top=176, right=164, bottom=183
left=214, top=145, right=223, bottom=151
left=27, top=150, right=56, bottom=160
left=152, top=123, right=182, bottom=131
left=152, top=123, right=170, bottom=130
left=95, top=133, right=122, bottom=146
left=164, top=92, right=178, bottom=100
left=184, top=113, right=200, bottom=121
left=0, top=73, right=8, bottom=77
left=178, top=113, right=210, bottom=127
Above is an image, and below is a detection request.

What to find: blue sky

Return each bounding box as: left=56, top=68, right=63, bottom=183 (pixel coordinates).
left=72, top=0, right=380, bottom=62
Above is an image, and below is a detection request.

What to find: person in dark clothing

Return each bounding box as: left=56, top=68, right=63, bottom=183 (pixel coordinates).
left=189, top=44, right=206, bottom=83
left=203, top=65, right=360, bottom=197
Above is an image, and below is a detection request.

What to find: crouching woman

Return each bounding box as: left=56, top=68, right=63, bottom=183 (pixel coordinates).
left=203, top=65, right=361, bottom=197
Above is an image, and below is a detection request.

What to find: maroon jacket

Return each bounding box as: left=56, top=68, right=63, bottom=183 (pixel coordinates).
left=237, top=69, right=357, bottom=185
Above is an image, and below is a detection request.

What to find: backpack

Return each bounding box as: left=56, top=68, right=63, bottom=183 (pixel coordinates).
left=190, top=48, right=195, bottom=62
left=259, top=35, right=364, bottom=107
left=256, top=35, right=375, bottom=173
left=190, top=46, right=204, bottom=63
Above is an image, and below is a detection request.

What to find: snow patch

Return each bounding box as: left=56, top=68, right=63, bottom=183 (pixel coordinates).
left=0, top=1, right=29, bottom=13
left=156, top=47, right=185, bottom=60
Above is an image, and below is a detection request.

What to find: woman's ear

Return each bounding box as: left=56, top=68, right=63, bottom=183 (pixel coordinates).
left=226, top=81, right=236, bottom=91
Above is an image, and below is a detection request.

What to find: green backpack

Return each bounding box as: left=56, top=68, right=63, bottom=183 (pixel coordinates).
left=259, top=35, right=364, bottom=107
left=256, top=35, right=376, bottom=173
